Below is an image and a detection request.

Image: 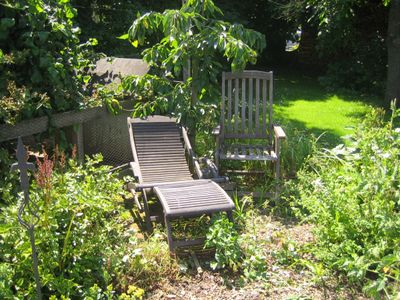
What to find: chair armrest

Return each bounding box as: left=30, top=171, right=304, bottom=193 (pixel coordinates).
left=273, top=126, right=286, bottom=139
left=129, top=161, right=140, bottom=178
left=212, top=125, right=221, bottom=136
left=181, top=127, right=203, bottom=179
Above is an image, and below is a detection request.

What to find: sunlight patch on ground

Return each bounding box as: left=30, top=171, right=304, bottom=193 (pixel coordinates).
left=275, top=95, right=370, bottom=140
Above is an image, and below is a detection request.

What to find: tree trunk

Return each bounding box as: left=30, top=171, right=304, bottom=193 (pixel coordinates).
left=386, top=0, right=400, bottom=104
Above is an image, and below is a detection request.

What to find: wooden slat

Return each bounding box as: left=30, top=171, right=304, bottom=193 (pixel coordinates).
left=141, top=167, right=190, bottom=172
left=133, top=125, right=177, bottom=130
left=224, top=71, right=272, bottom=80
left=255, top=78, right=260, bottom=135
left=227, top=79, right=232, bottom=131
left=241, top=78, right=246, bottom=133
left=130, top=115, right=177, bottom=123
left=135, top=142, right=182, bottom=147
left=224, top=133, right=268, bottom=139
left=221, top=72, right=226, bottom=134
left=249, top=78, right=253, bottom=135
left=135, top=143, right=182, bottom=148
left=262, top=79, right=267, bottom=135
left=269, top=75, right=274, bottom=142
left=234, top=78, right=239, bottom=133
left=140, top=165, right=189, bottom=171
left=138, top=150, right=186, bottom=155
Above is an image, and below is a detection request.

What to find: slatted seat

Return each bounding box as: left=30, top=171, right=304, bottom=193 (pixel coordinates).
left=127, top=115, right=234, bottom=252
left=214, top=70, right=286, bottom=178
left=221, top=144, right=277, bottom=161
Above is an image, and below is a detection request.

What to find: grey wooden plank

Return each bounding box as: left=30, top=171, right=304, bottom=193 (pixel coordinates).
left=269, top=75, right=274, bottom=142
left=249, top=77, right=253, bottom=135
left=241, top=78, right=246, bottom=133
left=221, top=72, right=226, bottom=133
left=137, top=151, right=185, bottom=157
left=262, top=79, right=267, bottom=135
left=135, top=142, right=183, bottom=147
left=234, top=78, right=239, bottom=133
left=227, top=79, right=232, bottom=131
left=138, top=149, right=185, bottom=153
left=255, top=78, right=260, bottom=135
left=224, top=71, right=273, bottom=80
left=130, top=115, right=177, bottom=123
left=141, top=169, right=191, bottom=174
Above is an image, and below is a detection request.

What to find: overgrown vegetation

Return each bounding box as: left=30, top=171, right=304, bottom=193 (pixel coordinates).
left=0, top=152, right=176, bottom=299
left=290, top=102, right=400, bottom=297
left=1, top=0, right=399, bottom=298
left=0, top=0, right=97, bottom=125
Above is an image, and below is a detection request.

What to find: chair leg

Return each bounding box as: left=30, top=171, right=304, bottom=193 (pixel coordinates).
left=227, top=210, right=234, bottom=223
left=164, top=215, right=174, bottom=253
left=274, top=161, right=281, bottom=199
left=275, top=157, right=280, bottom=180
left=142, top=191, right=153, bottom=232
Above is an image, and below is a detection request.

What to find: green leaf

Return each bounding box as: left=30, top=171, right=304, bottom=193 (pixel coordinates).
left=83, top=75, right=91, bottom=84
left=131, top=40, right=139, bottom=48
left=89, top=38, right=98, bottom=46
left=117, top=34, right=129, bottom=40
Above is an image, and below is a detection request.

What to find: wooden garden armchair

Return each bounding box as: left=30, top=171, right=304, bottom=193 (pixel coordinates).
left=213, top=71, right=286, bottom=179
left=127, top=115, right=234, bottom=252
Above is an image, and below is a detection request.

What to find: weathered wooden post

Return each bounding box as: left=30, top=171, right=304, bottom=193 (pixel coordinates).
left=10, top=137, right=42, bottom=300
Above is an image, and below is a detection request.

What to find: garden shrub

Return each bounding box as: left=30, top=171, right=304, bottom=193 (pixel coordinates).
left=205, top=213, right=268, bottom=283
left=0, top=151, right=176, bottom=298
left=0, top=0, right=97, bottom=125
left=293, top=103, right=400, bottom=298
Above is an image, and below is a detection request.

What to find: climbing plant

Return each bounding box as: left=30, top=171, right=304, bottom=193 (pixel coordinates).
left=0, top=0, right=97, bottom=125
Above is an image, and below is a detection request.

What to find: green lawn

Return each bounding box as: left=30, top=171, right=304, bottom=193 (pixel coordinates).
left=274, top=73, right=381, bottom=146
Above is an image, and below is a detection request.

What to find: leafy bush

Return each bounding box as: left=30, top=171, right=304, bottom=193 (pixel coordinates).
left=0, top=0, right=97, bottom=125
left=115, top=0, right=265, bottom=136
left=0, top=152, right=177, bottom=298
left=205, top=216, right=242, bottom=271
left=293, top=103, right=400, bottom=298
left=1, top=153, right=122, bottom=298
left=205, top=213, right=268, bottom=283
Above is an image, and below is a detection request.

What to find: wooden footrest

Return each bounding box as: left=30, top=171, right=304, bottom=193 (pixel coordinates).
left=154, top=180, right=235, bottom=218
left=154, top=180, right=235, bottom=252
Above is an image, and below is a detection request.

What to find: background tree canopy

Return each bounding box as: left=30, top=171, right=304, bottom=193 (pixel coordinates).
left=0, top=0, right=398, bottom=127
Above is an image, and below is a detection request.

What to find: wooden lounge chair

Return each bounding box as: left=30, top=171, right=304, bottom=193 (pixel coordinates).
left=213, top=70, right=286, bottom=179
left=127, top=115, right=235, bottom=252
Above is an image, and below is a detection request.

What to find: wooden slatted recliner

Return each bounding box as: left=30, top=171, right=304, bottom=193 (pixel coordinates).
left=127, top=115, right=235, bottom=252
left=214, top=71, right=286, bottom=179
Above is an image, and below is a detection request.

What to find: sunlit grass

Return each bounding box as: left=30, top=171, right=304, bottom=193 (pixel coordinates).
left=274, top=74, right=381, bottom=146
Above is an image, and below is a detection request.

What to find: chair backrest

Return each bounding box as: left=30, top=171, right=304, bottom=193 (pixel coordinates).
left=220, top=70, right=273, bottom=142
left=127, top=116, right=193, bottom=184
